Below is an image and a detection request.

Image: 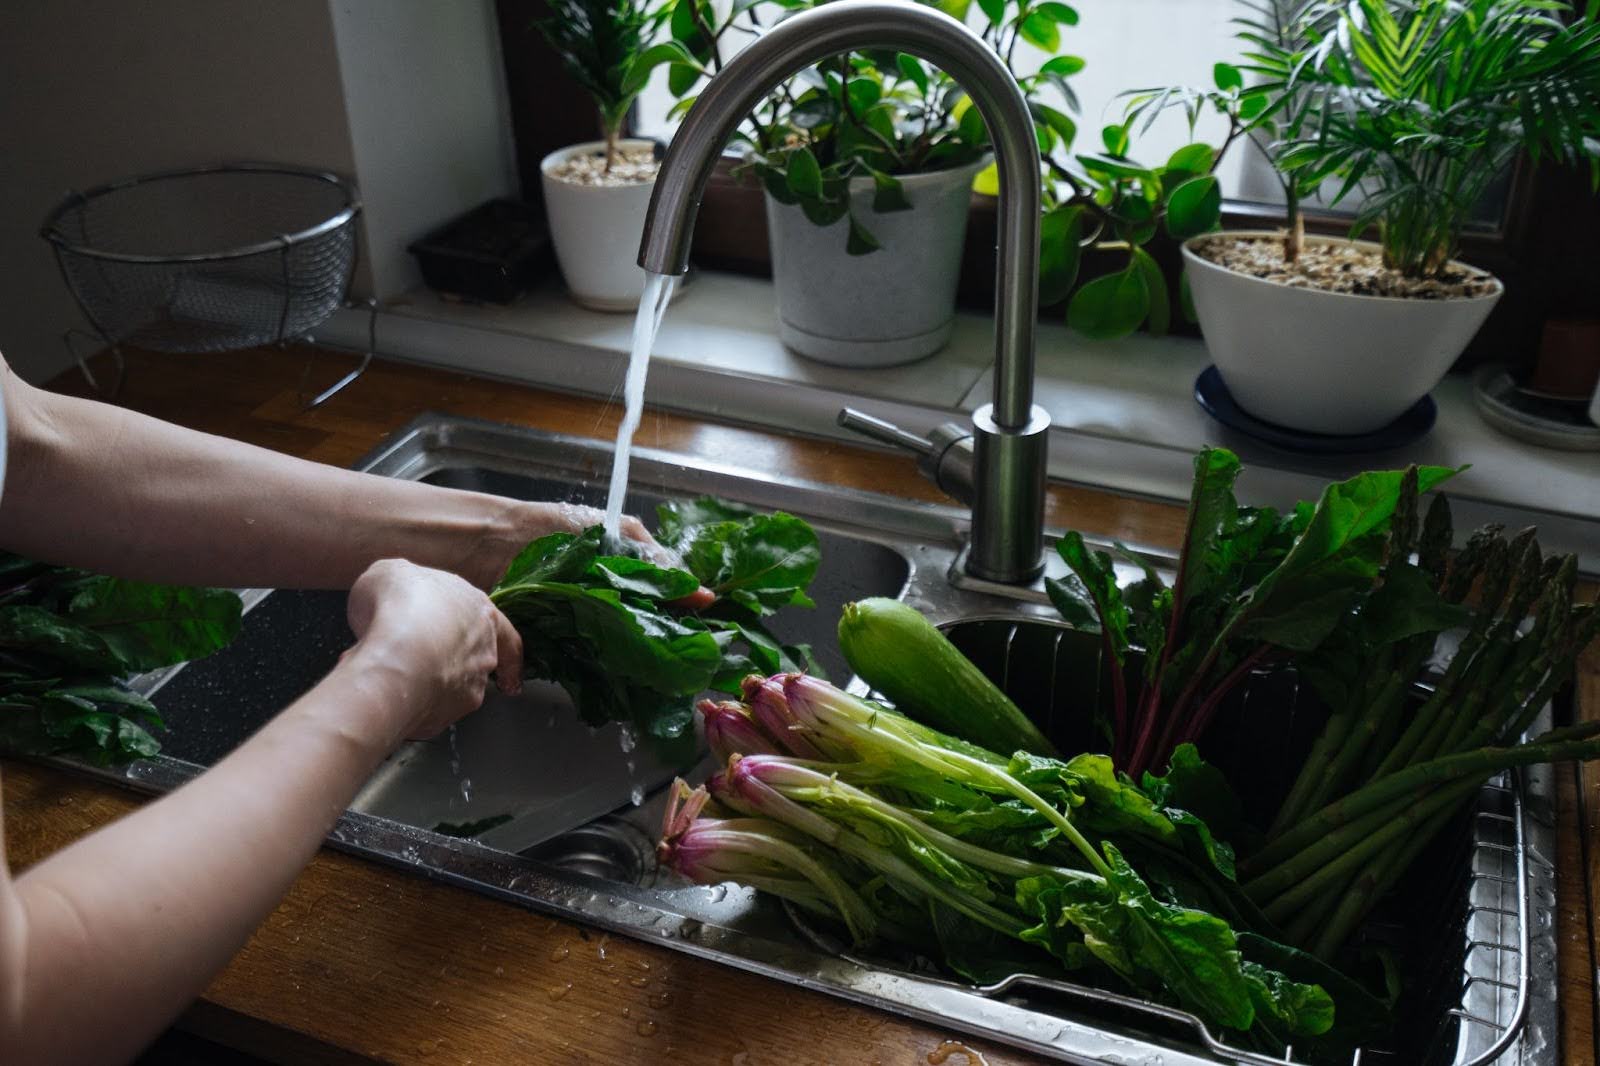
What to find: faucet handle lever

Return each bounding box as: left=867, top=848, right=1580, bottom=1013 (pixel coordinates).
left=837, top=408, right=936, bottom=456
left=837, top=407, right=975, bottom=505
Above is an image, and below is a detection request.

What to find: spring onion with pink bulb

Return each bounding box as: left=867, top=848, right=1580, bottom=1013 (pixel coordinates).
left=660, top=674, right=1371, bottom=1053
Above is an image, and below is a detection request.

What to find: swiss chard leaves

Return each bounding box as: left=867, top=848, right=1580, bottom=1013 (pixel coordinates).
left=491, top=507, right=821, bottom=754
left=0, top=553, right=241, bottom=765
left=1046, top=448, right=1462, bottom=779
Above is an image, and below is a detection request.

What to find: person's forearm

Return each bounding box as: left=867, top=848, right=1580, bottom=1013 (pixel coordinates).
left=0, top=645, right=418, bottom=1066
left=0, top=369, right=533, bottom=589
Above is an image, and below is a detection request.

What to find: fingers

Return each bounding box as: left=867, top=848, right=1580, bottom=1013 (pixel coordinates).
left=669, top=586, right=717, bottom=610
left=491, top=606, right=523, bottom=695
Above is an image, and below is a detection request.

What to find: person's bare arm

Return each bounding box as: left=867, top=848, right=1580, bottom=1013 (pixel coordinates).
left=0, top=560, right=520, bottom=1066
left=0, top=359, right=683, bottom=593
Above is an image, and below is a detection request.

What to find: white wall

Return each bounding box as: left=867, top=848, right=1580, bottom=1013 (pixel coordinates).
left=0, top=0, right=516, bottom=384
left=328, top=0, right=517, bottom=302
left=0, top=0, right=356, bottom=383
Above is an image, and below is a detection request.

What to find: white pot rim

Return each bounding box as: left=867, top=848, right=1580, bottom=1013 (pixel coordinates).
left=540, top=138, right=660, bottom=184
left=1181, top=229, right=1503, bottom=306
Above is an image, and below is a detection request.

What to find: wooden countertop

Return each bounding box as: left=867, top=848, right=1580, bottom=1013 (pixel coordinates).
left=4, top=346, right=1594, bottom=1065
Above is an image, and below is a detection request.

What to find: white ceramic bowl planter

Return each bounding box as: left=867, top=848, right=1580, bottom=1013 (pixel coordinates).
left=1182, top=230, right=1503, bottom=436
left=765, top=157, right=987, bottom=367
left=541, top=139, right=659, bottom=312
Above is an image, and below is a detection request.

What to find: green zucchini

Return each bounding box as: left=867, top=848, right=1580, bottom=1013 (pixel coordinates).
left=837, top=597, right=1058, bottom=758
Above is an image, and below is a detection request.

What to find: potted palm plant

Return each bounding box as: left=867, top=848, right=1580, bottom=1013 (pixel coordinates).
left=1182, top=0, right=1600, bottom=435
left=631, top=0, right=1080, bottom=366
left=538, top=0, right=666, bottom=311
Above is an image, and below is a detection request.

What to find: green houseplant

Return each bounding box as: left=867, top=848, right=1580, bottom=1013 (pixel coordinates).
left=1182, top=0, right=1600, bottom=434
left=537, top=0, right=671, bottom=311
left=630, top=0, right=1083, bottom=365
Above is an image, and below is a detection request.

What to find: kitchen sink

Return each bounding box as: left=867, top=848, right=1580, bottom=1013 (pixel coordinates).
left=141, top=466, right=910, bottom=855
left=50, top=413, right=1555, bottom=1065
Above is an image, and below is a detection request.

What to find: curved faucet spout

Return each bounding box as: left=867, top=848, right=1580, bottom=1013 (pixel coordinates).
left=639, top=0, right=1050, bottom=583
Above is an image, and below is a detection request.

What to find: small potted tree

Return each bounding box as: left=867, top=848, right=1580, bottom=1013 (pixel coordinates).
left=632, top=0, right=1080, bottom=366
left=1182, top=0, right=1600, bottom=435
left=538, top=0, right=666, bottom=311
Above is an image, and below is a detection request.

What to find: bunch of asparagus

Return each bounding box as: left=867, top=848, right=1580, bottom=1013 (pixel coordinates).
left=1241, top=474, right=1600, bottom=959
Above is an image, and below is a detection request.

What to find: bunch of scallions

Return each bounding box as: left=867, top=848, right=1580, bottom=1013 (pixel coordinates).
left=662, top=673, right=1379, bottom=1056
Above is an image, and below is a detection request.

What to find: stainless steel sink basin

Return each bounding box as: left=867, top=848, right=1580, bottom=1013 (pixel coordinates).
left=141, top=465, right=910, bottom=854
left=47, top=413, right=1554, bottom=1065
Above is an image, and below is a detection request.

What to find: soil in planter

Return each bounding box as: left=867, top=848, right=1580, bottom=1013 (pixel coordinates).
left=1191, top=235, right=1498, bottom=300
left=548, top=145, right=659, bottom=187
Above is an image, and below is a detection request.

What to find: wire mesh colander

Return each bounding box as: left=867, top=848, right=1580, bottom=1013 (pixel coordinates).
left=41, top=163, right=373, bottom=406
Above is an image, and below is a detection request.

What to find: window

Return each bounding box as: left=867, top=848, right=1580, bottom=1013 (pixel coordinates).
left=630, top=0, right=1512, bottom=228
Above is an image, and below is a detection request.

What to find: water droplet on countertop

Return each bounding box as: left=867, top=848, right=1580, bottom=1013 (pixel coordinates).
left=928, top=1040, right=988, bottom=1065
left=629, top=975, right=649, bottom=988
left=546, top=982, right=572, bottom=1001
left=636, top=1019, right=658, bottom=1037
left=649, top=990, right=673, bottom=1009
left=549, top=945, right=570, bottom=962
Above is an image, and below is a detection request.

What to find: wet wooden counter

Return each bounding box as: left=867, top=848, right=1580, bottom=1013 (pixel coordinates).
left=3, top=346, right=1594, bottom=1064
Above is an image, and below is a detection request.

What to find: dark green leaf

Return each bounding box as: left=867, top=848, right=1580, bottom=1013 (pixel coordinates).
left=1214, top=62, right=1244, bottom=91
left=667, top=62, right=701, bottom=98
left=846, top=77, right=882, bottom=113
left=958, top=102, right=988, bottom=145
left=1140, top=743, right=1244, bottom=843
left=1066, top=265, right=1148, bottom=340
left=1166, top=142, right=1216, bottom=174
left=976, top=0, right=1005, bottom=25
left=623, top=42, right=697, bottom=96
left=67, top=577, right=244, bottom=672
left=592, top=557, right=702, bottom=600
left=895, top=53, right=929, bottom=94
left=1037, top=204, right=1085, bottom=306
left=1032, top=103, right=1077, bottom=148
left=1130, top=246, right=1170, bottom=337
left=866, top=168, right=912, bottom=212
left=846, top=213, right=882, bottom=255
left=786, top=147, right=824, bottom=199
left=0, top=606, right=122, bottom=674
left=1053, top=532, right=1129, bottom=660
left=1166, top=175, right=1223, bottom=240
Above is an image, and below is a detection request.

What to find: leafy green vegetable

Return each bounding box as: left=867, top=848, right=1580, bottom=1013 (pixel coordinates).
left=0, top=553, right=242, bottom=764
left=489, top=504, right=821, bottom=757
left=1048, top=447, right=1460, bottom=779
left=662, top=673, right=1350, bottom=1051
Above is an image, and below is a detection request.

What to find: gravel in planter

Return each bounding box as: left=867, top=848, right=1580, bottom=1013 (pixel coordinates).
left=1191, top=235, right=1498, bottom=300
left=548, top=146, right=660, bottom=187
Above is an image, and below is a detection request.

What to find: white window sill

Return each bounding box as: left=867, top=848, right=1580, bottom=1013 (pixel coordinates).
left=319, top=270, right=1599, bottom=572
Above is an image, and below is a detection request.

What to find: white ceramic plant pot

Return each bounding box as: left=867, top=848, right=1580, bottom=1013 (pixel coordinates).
left=765, top=157, right=987, bottom=367
left=1182, top=230, right=1504, bottom=435
left=540, top=139, right=657, bottom=312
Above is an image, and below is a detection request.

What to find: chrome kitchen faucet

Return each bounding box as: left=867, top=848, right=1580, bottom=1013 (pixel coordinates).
left=637, top=0, right=1049, bottom=583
